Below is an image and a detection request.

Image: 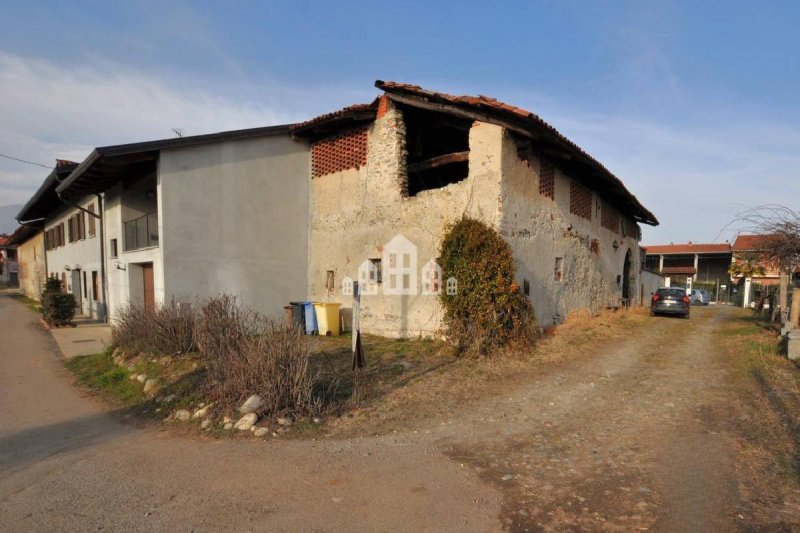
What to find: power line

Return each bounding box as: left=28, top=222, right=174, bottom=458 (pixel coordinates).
left=0, top=153, right=51, bottom=168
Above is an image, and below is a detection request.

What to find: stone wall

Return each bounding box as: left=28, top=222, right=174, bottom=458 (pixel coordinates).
left=16, top=231, right=45, bottom=300
left=499, top=129, right=642, bottom=326
left=308, top=100, right=504, bottom=337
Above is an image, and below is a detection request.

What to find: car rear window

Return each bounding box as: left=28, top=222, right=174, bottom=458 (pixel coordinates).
left=657, top=288, right=686, bottom=298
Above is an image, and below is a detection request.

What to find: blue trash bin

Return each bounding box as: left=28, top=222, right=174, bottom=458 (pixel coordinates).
left=303, top=301, right=318, bottom=335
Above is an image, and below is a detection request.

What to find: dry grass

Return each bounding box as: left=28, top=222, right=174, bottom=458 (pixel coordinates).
left=717, top=309, right=800, bottom=529
left=112, top=298, right=196, bottom=356
left=321, top=307, right=648, bottom=436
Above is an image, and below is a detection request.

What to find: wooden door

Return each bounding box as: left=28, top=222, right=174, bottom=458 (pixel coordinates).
left=142, top=263, right=155, bottom=312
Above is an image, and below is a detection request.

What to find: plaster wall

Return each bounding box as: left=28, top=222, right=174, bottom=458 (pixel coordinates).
left=158, top=134, right=309, bottom=318
left=104, top=179, right=164, bottom=322
left=44, top=197, right=105, bottom=319
left=640, top=270, right=665, bottom=305
left=499, top=131, right=642, bottom=326
left=309, top=103, right=504, bottom=337
left=17, top=232, right=45, bottom=300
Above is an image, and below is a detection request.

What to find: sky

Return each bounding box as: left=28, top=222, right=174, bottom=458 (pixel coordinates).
left=0, top=0, right=798, bottom=243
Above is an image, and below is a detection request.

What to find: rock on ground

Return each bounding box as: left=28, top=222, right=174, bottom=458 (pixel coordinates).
left=238, top=395, right=263, bottom=414
left=254, top=427, right=269, bottom=438
left=173, top=409, right=191, bottom=422
left=234, top=413, right=258, bottom=431
left=143, top=379, right=158, bottom=395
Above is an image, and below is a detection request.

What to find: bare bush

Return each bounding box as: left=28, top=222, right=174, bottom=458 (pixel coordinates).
left=196, top=295, right=318, bottom=418
left=111, top=298, right=196, bottom=356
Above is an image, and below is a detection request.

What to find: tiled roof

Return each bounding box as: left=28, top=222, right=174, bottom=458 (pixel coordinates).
left=291, top=100, right=379, bottom=133
left=661, top=266, right=697, bottom=275
left=0, top=235, right=8, bottom=246
left=643, top=243, right=731, bottom=255
left=732, top=234, right=780, bottom=252
left=374, top=81, right=658, bottom=226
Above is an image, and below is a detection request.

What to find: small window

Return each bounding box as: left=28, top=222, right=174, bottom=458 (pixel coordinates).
left=554, top=257, right=564, bottom=282
left=110, top=238, right=118, bottom=258
left=369, top=258, right=382, bottom=284
left=88, top=203, right=97, bottom=237
left=83, top=271, right=87, bottom=298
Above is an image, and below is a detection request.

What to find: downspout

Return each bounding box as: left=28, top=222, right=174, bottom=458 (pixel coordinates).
left=96, top=193, right=109, bottom=323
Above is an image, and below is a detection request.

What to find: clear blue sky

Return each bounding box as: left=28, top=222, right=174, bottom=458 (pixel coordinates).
left=0, top=1, right=798, bottom=243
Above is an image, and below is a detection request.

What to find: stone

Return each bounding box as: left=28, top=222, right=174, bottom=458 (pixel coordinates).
left=223, top=423, right=234, bottom=430
left=254, top=427, right=269, bottom=438
left=788, top=331, right=800, bottom=362
left=234, top=413, right=258, bottom=431
left=201, top=419, right=212, bottom=430
left=113, top=355, right=125, bottom=366
left=312, top=417, right=322, bottom=424
left=502, top=474, right=513, bottom=481
left=136, top=374, right=147, bottom=384
left=129, top=374, right=138, bottom=381
left=222, top=416, right=232, bottom=424
left=238, top=395, right=263, bottom=414
left=192, top=406, right=210, bottom=420
left=174, top=409, right=192, bottom=422
left=163, top=394, right=176, bottom=403
left=143, top=379, right=158, bottom=395
left=277, top=417, right=292, bottom=426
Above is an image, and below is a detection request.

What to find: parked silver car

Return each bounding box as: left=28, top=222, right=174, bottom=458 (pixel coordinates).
left=650, top=287, right=691, bottom=318
left=691, top=289, right=710, bottom=305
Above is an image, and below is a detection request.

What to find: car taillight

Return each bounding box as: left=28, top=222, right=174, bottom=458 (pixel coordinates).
left=682, top=296, right=690, bottom=303
left=652, top=294, right=660, bottom=302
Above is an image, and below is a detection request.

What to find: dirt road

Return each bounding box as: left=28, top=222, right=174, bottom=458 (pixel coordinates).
left=0, top=294, right=789, bottom=531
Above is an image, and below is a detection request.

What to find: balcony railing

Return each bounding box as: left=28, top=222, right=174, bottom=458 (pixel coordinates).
left=123, top=212, right=159, bottom=252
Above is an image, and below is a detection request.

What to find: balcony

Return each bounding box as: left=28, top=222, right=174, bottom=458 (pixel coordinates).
left=123, top=212, right=159, bottom=252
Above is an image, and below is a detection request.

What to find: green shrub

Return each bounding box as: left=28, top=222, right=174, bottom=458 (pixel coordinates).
left=41, top=276, right=75, bottom=327
left=439, top=217, right=538, bottom=355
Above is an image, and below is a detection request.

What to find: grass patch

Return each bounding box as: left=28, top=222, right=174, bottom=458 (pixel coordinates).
left=65, top=350, right=145, bottom=405
left=716, top=309, right=800, bottom=529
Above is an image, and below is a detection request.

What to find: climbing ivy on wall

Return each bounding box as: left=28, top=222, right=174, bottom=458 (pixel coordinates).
left=439, top=217, right=539, bottom=355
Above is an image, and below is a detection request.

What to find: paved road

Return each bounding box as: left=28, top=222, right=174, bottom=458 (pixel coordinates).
left=0, top=295, right=500, bottom=532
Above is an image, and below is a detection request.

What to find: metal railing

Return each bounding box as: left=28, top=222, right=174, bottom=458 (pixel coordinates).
left=123, top=212, right=159, bottom=252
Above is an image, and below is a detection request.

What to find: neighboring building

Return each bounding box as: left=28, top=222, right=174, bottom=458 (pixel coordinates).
left=0, top=234, right=19, bottom=287
left=643, top=242, right=733, bottom=297
left=295, top=81, right=658, bottom=335
left=6, top=225, right=45, bottom=300
left=54, top=126, right=309, bottom=321
left=17, top=160, right=106, bottom=319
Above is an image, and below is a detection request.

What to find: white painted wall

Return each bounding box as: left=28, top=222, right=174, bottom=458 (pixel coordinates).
left=158, top=134, right=310, bottom=318
left=44, top=196, right=105, bottom=319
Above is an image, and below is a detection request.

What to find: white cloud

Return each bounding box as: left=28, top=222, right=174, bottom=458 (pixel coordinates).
left=0, top=51, right=343, bottom=205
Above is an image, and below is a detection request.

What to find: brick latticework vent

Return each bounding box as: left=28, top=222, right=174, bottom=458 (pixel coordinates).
left=601, top=203, right=620, bottom=232
left=625, top=218, right=640, bottom=239
left=569, top=181, right=592, bottom=220
left=539, top=159, right=555, bottom=199
left=311, top=127, right=369, bottom=178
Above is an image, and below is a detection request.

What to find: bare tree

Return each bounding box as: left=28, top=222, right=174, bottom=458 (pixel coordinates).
left=723, top=204, right=800, bottom=323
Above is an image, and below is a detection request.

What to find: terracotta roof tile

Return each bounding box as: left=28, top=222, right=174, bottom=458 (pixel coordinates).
left=661, top=266, right=697, bottom=275
left=374, top=80, right=658, bottom=226
left=732, top=234, right=780, bottom=252
left=291, top=100, right=379, bottom=132
left=643, top=243, right=731, bottom=255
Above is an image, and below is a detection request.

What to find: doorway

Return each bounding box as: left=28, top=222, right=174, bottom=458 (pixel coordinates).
left=71, top=270, right=83, bottom=314
left=622, top=249, right=632, bottom=300
left=142, top=263, right=155, bottom=312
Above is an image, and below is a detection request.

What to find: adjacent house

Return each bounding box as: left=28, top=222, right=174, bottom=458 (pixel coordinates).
left=295, top=81, right=658, bottom=336
left=17, top=160, right=106, bottom=319
left=0, top=234, right=18, bottom=287
left=642, top=242, right=733, bottom=300
left=54, top=126, right=309, bottom=320
left=5, top=225, right=45, bottom=300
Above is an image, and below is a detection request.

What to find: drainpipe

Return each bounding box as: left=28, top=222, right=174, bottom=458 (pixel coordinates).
left=96, top=193, right=109, bottom=323
left=16, top=217, right=48, bottom=290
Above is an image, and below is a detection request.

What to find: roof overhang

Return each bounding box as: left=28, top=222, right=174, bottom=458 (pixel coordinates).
left=16, top=162, right=78, bottom=221
left=56, top=124, right=295, bottom=199
left=374, top=81, right=659, bottom=226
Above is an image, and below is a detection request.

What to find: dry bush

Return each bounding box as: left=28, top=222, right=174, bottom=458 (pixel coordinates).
left=196, top=295, right=318, bottom=418
left=111, top=298, right=196, bottom=356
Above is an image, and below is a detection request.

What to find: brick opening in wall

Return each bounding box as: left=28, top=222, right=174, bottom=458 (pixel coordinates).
left=601, top=202, right=620, bottom=233
left=569, top=181, right=592, bottom=220
left=311, top=127, right=369, bottom=178
left=401, top=105, right=471, bottom=196
left=539, top=159, right=555, bottom=200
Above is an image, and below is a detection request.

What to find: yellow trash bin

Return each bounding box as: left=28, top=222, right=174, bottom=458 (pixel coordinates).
left=313, top=303, right=341, bottom=336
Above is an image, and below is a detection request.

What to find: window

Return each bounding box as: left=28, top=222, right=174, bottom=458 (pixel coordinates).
left=554, top=257, right=564, bottom=282
left=369, top=258, right=382, bottom=284
left=83, top=271, right=87, bottom=298
left=569, top=181, right=592, bottom=220
left=88, top=203, right=96, bottom=237
left=92, top=271, right=99, bottom=301
left=109, top=238, right=118, bottom=258
left=403, top=105, right=471, bottom=196
left=123, top=212, right=158, bottom=251
left=539, top=159, right=555, bottom=200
